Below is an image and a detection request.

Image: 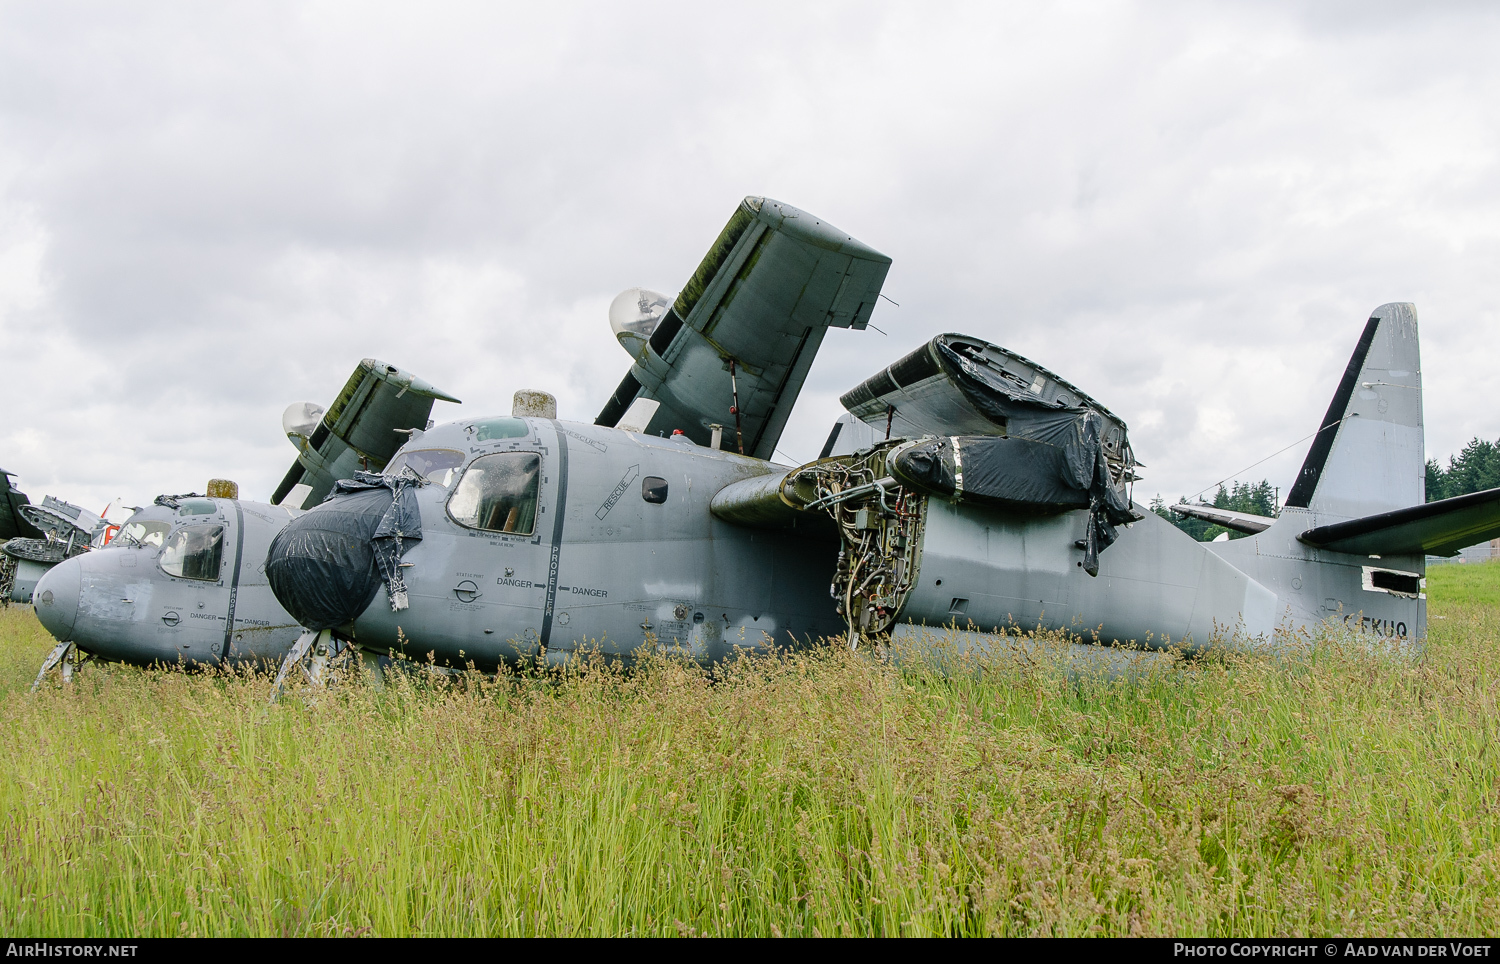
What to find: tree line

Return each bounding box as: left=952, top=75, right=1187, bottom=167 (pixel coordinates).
left=1148, top=435, right=1500, bottom=542
left=1149, top=480, right=1276, bottom=542
left=1426, top=437, right=1500, bottom=502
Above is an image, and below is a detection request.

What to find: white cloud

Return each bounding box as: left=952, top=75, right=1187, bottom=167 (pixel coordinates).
left=2, top=1, right=1499, bottom=511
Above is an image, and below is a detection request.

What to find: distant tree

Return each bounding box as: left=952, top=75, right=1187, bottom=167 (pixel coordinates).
left=1427, top=437, right=1500, bottom=502
left=1426, top=458, right=1445, bottom=501
left=1151, top=479, right=1278, bottom=542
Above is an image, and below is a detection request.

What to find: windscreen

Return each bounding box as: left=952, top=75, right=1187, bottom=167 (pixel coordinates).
left=117, top=519, right=172, bottom=548
left=448, top=453, right=541, bottom=535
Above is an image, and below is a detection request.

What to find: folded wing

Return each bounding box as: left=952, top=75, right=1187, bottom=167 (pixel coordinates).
left=271, top=360, right=460, bottom=508
left=595, top=197, right=891, bottom=460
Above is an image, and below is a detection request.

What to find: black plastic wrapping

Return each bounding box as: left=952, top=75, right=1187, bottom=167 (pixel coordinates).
left=265, top=471, right=424, bottom=632
left=893, top=436, right=1089, bottom=511
left=891, top=415, right=1138, bottom=576
left=842, top=335, right=1132, bottom=462
left=153, top=493, right=204, bottom=509
left=934, top=339, right=1089, bottom=442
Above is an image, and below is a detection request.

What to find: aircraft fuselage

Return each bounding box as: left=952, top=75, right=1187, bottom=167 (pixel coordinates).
left=349, top=418, right=844, bottom=667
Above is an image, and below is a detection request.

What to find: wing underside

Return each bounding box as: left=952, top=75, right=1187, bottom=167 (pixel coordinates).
left=595, top=196, right=892, bottom=460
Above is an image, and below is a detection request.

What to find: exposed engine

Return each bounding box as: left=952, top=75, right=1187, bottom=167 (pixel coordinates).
left=780, top=441, right=925, bottom=643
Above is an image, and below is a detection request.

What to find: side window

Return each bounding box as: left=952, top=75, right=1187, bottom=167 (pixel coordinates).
left=448, top=453, right=542, bottom=534
left=642, top=476, right=668, bottom=504
left=159, top=526, right=224, bottom=580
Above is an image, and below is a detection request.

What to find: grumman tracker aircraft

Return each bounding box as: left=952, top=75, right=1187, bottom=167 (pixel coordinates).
left=28, top=361, right=459, bottom=685
left=263, top=196, right=1500, bottom=680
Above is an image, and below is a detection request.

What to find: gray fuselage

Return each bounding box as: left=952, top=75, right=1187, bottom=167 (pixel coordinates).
left=32, top=499, right=306, bottom=666
left=349, top=418, right=844, bottom=667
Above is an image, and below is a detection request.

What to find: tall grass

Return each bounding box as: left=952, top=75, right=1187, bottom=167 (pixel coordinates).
left=1, top=564, right=1498, bottom=936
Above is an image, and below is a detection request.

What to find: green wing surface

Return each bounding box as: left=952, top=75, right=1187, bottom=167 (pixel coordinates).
left=595, top=196, right=891, bottom=461
left=271, top=360, right=460, bottom=508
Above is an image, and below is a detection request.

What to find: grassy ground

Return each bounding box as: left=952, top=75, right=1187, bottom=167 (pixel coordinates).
left=1, top=565, right=1497, bottom=937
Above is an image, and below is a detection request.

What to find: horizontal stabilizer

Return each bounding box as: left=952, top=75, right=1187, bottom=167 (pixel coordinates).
left=271, top=359, right=459, bottom=508
left=1298, top=486, right=1500, bottom=556
left=1171, top=504, right=1274, bottom=535
left=595, top=196, right=891, bottom=459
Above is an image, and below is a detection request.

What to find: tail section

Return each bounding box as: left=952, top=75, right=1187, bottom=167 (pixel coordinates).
left=1284, top=303, right=1423, bottom=520
left=1209, top=304, right=1427, bottom=643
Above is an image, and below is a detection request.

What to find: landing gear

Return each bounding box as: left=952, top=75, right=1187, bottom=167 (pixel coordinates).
left=268, top=629, right=349, bottom=702
left=31, top=640, right=90, bottom=691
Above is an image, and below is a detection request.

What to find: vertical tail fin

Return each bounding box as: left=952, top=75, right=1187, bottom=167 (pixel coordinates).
left=1284, top=303, right=1423, bottom=520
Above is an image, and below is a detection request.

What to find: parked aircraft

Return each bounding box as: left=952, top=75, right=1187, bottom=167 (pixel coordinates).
left=260, top=196, right=1500, bottom=684
left=28, top=361, right=458, bottom=685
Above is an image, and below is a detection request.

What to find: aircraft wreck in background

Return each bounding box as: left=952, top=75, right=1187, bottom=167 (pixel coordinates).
left=0, top=471, right=116, bottom=606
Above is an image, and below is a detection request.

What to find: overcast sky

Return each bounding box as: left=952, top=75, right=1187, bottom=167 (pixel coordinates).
left=3, top=2, right=1499, bottom=516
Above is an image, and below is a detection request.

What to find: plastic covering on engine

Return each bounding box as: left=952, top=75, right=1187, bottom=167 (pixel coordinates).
left=892, top=436, right=1086, bottom=510
left=265, top=471, right=424, bottom=632
left=890, top=416, right=1139, bottom=576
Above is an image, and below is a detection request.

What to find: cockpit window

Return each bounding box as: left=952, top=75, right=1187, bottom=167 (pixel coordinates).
left=386, top=448, right=466, bottom=487
left=159, top=526, right=224, bottom=580
left=472, top=418, right=530, bottom=442
left=117, top=520, right=172, bottom=549
left=448, top=453, right=541, bottom=535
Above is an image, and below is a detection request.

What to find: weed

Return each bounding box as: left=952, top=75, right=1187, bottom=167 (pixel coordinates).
left=0, top=563, right=1497, bottom=936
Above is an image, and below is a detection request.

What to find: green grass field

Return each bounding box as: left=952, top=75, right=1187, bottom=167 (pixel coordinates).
left=2, top=564, right=1498, bottom=936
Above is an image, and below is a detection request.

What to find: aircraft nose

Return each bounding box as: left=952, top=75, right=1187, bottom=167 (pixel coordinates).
left=32, top=558, right=81, bottom=641
left=265, top=487, right=398, bottom=631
